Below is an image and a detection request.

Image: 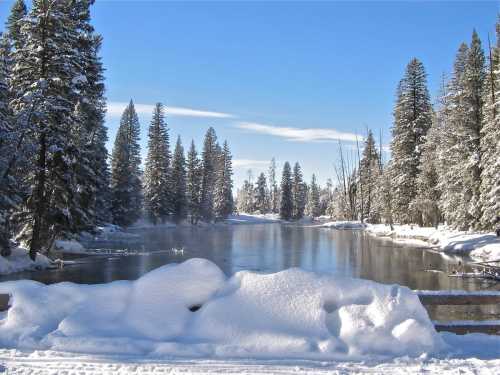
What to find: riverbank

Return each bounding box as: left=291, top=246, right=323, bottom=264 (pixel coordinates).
left=365, top=224, right=500, bottom=262
left=320, top=220, right=500, bottom=262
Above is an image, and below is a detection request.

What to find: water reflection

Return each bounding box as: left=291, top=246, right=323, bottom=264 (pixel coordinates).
left=1, top=224, right=499, bottom=296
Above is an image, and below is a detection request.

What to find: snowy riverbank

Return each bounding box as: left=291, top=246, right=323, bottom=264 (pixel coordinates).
left=365, top=224, right=500, bottom=262
left=0, top=247, right=52, bottom=276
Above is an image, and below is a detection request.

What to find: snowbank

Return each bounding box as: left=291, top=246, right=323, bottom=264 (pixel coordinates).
left=0, top=259, right=443, bottom=360
left=225, top=213, right=282, bottom=225
left=54, top=240, right=86, bottom=254
left=366, top=224, right=500, bottom=261
left=322, top=221, right=366, bottom=230
left=0, top=247, right=52, bottom=275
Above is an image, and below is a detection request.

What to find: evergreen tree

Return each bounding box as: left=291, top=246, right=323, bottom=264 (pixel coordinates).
left=292, top=162, right=306, bottom=220
left=306, top=174, right=321, bottom=218
left=279, top=162, right=293, bottom=220
left=200, top=127, right=218, bottom=222
left=390, top=58, right=432, bottom=224
left=214, top=140, right=234, bottom=220
left=268, top=158, right=279, bottom=213
left=171, top=136, right=187, bottom=222
left=358, top=130, right=380, bottom=222
left=6, top=0, right=27, bottom=51
left=10, top=0, right=89, bottom=258
left=236, top=178, right=254, bottom=213
left=0, top=32, right=19, bottom=256
left=460, top=31, right=486, bottom=229
left=254, top=172, right=269, bottom=214
left=479, top=19, right=500, bottom=230
left=186, top=140, right=202, bottom=224
left=414, top=112, right=442, bottom=227
left=438, top=44, right=469, bottom=229
left=143, top=103, right=170, bottom=224
left=111, top=100, right=142, bottom=227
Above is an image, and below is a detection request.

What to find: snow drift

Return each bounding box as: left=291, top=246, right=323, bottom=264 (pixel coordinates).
left=0, top=258, right=443, bottom=360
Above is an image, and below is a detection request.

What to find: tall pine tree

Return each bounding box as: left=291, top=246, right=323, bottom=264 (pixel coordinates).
left=186, top=140, right=202, bottom=224
left=200, top=127, right=218, bottom=222
left=213, top=140, right=234, bottom=220
left=280, top=162, right=293, bottom=220
left=171, top=136, right=187, bottom=222
left=143, top=103, right=170, bottom=224
left=111, top=100, right=142, bottom=227
left=390, top=58, right=432, bottom=224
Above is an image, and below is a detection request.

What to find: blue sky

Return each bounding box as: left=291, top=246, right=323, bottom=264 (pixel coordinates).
left=0, top=1, right=498, bottom=187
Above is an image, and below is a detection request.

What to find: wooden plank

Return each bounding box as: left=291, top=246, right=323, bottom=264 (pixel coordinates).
left=0, top=294, right=9, bottom=312
left=434, top=323, right=500, bottom=335
left=418, top=293, right=500, bottom=306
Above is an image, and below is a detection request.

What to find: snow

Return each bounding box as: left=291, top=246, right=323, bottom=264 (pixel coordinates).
left=225, top=213, right=282, bottom=225
left=0, top=248, right=52, bottom=276
left=365, top=224, right=500, bottom=261
left=54, top=240, right=85, bottom=254
left=1, top=349, right=499, bottom=375
left=322, top=221, right=366, bottom=230
left=0, top=259, right=443, bottom=360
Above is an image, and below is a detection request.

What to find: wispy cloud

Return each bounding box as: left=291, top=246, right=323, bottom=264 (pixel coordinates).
left=107, top=101, right=235, bottom=119
left=237, top=122, right=362, bottom=143
left=233, top=159, right=270, bottom=168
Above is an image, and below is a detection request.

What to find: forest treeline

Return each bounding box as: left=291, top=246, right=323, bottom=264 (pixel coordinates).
left=237, top=19, right=499, bottom=231
left=0, top=0, right=235, bottom=260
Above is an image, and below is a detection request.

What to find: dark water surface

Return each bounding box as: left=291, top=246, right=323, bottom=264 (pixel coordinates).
left=1, top=224, right=498, bottom=293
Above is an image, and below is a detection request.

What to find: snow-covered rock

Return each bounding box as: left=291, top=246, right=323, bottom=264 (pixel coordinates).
left=0, top=248, right=52, bottom=275
left=225, top=213, right=282, bottom=225
left=0, top=258, right=443, bottom=359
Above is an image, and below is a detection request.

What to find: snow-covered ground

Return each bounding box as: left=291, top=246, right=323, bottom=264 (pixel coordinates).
left=0, top=248, right=52, bottom=276
left=225, top=213, right=282, bottom=224
left=321, top=221, right=366, bottom=230
left=1, top=347, right=499, bottom=374
left=365, top=224, right=500, bottom=262
left=0, top=259, right=442, bottom=359
left=1, top=259, right=499, bottom=373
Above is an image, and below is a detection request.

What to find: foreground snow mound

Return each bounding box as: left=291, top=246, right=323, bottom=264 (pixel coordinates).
left=0, top=247, right=52, bottom=275
left=0, top=259, right=443, bottom=359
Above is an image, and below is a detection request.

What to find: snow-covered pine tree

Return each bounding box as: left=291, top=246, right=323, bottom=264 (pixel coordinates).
left=68, top=1, right=111, bottom=228
left=236, top=177, right=254, bottom=213
left=438, top=44, right=469, bottom=229
left=414, top=111, right=442, bottom=228
left=143, top=103, right=170, bottom=224
left=461, top=31, right=486, bottom=229
left=200, top=127, right=218, bottom=222
left=6, top=0, right=27, bottom=51
left=213, top=140, right=234, bottom=220
left=268, top=158, right=279, bottom=213
left=292, top=162, right=306, bottom=220
left=254, top=172, right=269, bottom=214
left=186, top=140, right=202, bottom=224
left=280, top=162, right=293, bottom=220
left=171, top=136, right=187, bottom=223
left=390, top=58, right=432, bottom=224
left=358, top=130, right=380, bottom=222
left=0, top=32, right=19, bottom=256
left=111, top=100, right=142, bottom=227
left=479, top=19, right=500, bottom=230
left=9, top=0, right=88, bottom=258
left=306, top=174, right=321, bottom=218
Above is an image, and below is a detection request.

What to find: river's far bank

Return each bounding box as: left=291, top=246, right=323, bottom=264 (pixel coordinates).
left=321, top=221, right=500, bottom=263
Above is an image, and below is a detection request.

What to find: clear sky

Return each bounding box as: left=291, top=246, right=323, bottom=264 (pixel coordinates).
left=0, top=1, right=498, bottom=187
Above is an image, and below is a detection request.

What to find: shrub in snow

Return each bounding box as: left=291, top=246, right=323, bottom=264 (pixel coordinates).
left=0, top=259, right=444, bottom=359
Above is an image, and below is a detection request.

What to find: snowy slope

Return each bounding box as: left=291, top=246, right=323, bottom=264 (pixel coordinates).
left=0, top=258, right=443, bottom=360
